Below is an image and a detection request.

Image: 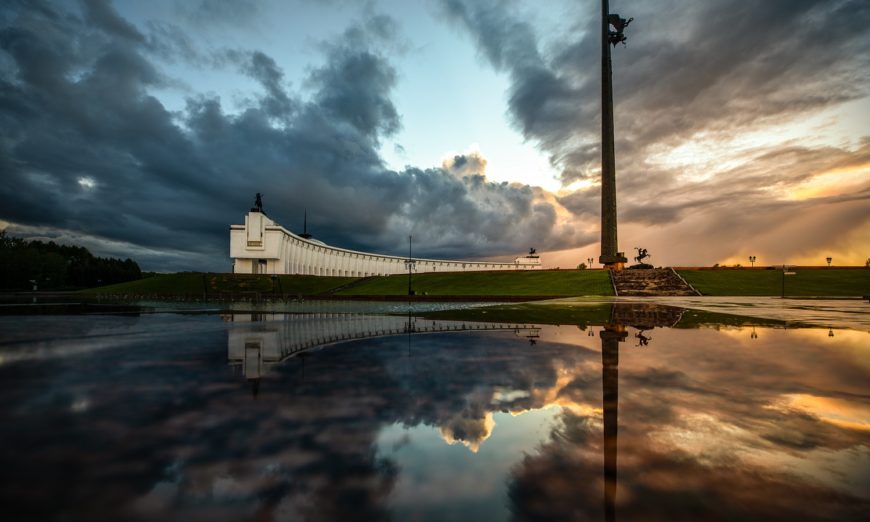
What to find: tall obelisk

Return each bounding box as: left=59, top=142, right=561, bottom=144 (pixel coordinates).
left=599, top=0, right=629, bottom=270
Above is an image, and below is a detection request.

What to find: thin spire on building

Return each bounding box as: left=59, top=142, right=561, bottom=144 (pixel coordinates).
left=300, top=209, right=312, bottom=239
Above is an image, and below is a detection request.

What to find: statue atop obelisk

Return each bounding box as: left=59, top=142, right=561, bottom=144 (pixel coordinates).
left=599, top=0, right=631, bottom=270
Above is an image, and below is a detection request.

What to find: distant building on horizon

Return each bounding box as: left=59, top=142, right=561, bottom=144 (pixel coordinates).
left=229, top=210, right=542, bottom=276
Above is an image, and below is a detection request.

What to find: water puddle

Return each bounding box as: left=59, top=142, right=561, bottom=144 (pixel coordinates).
left=0, top=303, right=867, bottom=520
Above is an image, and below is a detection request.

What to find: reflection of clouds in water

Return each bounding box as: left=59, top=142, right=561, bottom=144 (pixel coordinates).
left=511, top=410, right=869, bottom=521
left=772, top=394, right=870, bottom=432
left=378, top=318, right=870, bottom=518
left=440, top=412, right=495, bottom=453
left=507, top=324, right=870, bottom=521
left=1, top=312, right=869, bottom=520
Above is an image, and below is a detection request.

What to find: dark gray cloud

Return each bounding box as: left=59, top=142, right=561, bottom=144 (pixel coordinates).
left=81, top=0, right=145, bottom=42
left=240, top=50, right=296, bottom=117
left=176, top=0, right=262, bottom=28
left=0, top=1, right=585, bottom=270
left=307, top=44, right=400, bottom=141
left=443, top=0, right=870, bottom=183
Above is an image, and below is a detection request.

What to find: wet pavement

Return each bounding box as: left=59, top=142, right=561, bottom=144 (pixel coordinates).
left=545, top=296, right=870, bottom=331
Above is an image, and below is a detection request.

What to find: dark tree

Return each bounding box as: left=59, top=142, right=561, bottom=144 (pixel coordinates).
left=0, top=231, right=142, bottom=290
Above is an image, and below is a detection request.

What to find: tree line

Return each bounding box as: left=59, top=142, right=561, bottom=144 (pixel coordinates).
left=0, top=231, right=141, bottom=290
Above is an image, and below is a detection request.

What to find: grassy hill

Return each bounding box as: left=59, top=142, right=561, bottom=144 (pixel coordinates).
left=78, top=270, right=613, bottom=298
left=335, top=270, right=614, bottom=297
left=678, top=268, right=869, bottom=296
left=79, top=273, right=356, bottom=297
left=76, top=268, right=868, bottom=298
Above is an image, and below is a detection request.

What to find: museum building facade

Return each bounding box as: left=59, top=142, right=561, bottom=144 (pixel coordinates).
left=230, top=210, right=542, bottom=276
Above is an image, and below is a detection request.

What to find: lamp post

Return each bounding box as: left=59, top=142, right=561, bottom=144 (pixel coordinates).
left=781, top=265, right=796, bottom=298
left=781, top=265, right=786, bottom=298
left=826, top=256, right=832, bottom=267
left=749, top=255, right=756, bottom=268
left=405, top=235, right=416, bottom=296
left=588, top=257, right=594, bottom=269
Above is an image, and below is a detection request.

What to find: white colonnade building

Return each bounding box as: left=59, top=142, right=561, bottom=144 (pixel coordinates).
left=230, top=210, right=542, bottom=276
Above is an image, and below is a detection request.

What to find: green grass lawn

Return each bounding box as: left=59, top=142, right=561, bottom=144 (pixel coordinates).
left=77, top=268, right=869, bottom=298
left=275, top=274, right=357, bottom=296
left=80, top=273, right=356, bottom=297
left=337, top=270, right=614, bottom=296
left=678, top=268, right=870, bottom=296
left=79, top=272, right=208, bottom=295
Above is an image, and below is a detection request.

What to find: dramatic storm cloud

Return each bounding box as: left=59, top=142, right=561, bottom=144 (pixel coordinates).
left=0, top=0, right=868, bottom=269
left=442, top=0, right=870, bottom=266
left=0, top=0, right=585, bottom=270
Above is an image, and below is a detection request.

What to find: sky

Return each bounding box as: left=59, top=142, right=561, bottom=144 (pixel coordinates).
left=0, top=0, right=868, bottom=271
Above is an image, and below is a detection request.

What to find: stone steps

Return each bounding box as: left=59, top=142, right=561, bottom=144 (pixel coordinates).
left=611, top=268, right=701, bottom=297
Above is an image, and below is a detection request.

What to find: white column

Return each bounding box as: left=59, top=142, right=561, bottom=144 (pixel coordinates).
left=283, top=239, right=289, bottom=274
left=330, top=250, right=339, bottom=276
left=305, top=244, right=312, bottom=275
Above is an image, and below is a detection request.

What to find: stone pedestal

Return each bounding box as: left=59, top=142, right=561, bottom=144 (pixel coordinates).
left=599, top=253, right=627, bottom=271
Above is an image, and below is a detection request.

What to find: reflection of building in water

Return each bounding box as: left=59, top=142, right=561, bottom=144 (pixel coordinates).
left=226, top=313, right=539, bottom=382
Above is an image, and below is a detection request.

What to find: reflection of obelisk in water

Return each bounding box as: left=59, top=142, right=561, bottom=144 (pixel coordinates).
left=599, top=0, right=630, bottom=270
left=601, top=321, right=626, bottom=522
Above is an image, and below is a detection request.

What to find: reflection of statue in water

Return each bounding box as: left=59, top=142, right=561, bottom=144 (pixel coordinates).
left=635, top=329, right=651, bottom=347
